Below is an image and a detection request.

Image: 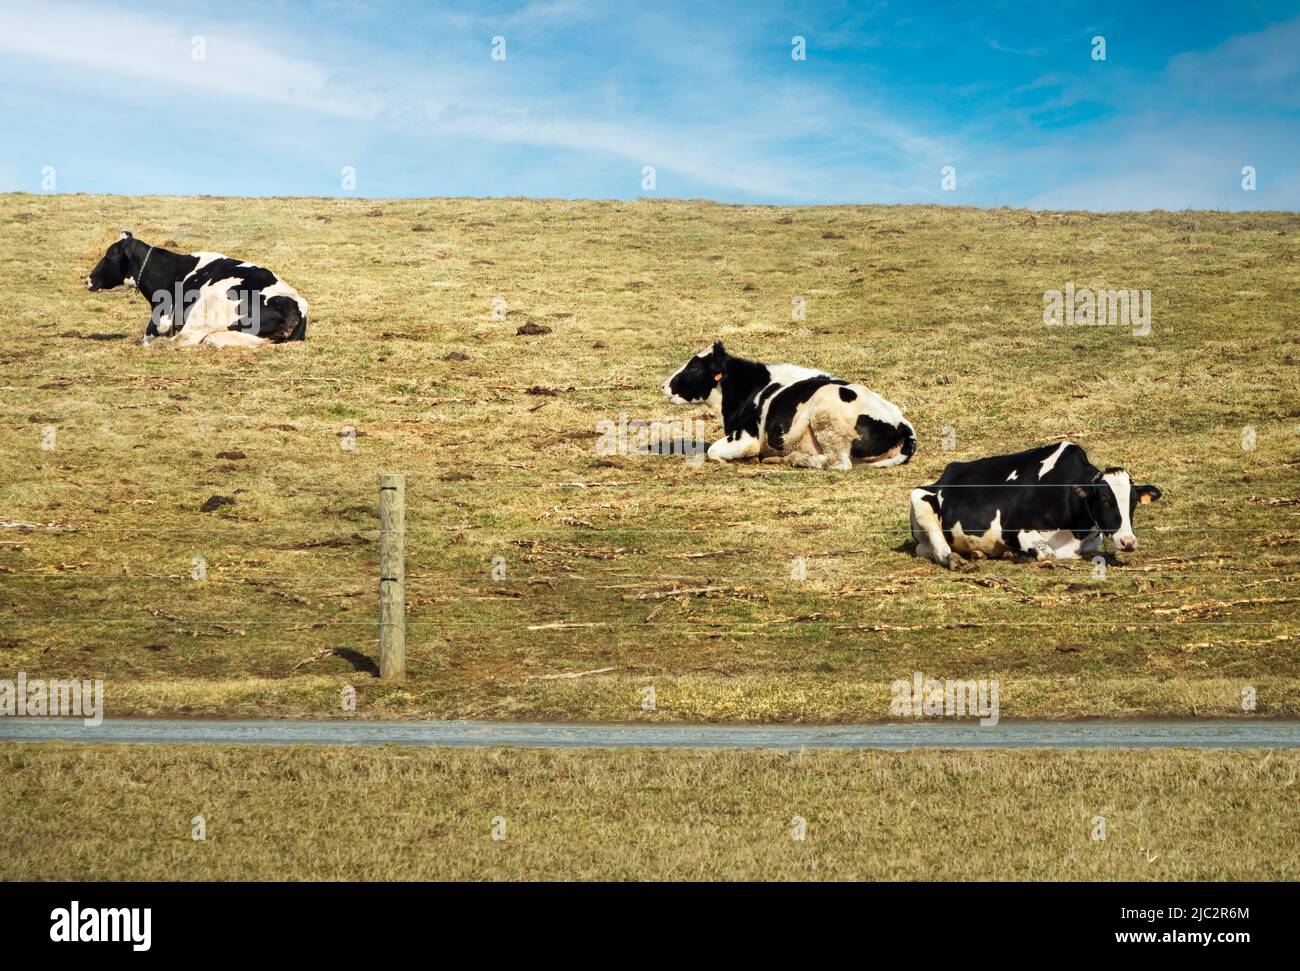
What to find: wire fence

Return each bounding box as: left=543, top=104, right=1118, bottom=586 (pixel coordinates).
left=4, top=476, right=1299, bottom=639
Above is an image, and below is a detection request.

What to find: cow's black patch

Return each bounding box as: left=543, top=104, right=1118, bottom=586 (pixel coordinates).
left=851, top=413, right=910, bottom=459
left=266, top=295, right=308, bottom=341
left=839, top=387, right=857, bottom=403
left=718, top=355, right=773, bottom=441
left=186, top=258, right=279, bottom=295
left=228, top=294, right=306, bottom=341
left=765, top=376, right=834, bottom=450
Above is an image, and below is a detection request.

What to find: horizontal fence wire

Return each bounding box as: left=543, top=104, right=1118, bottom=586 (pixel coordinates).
left=2, top=524, right=1296, bottom=535
left=0, top=618, right=1289, bottom=628
left=5, top=571, right=1300, bottom=581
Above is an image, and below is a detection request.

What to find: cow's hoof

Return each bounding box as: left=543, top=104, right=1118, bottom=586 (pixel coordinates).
left=944, top=552, right=966, bottom=571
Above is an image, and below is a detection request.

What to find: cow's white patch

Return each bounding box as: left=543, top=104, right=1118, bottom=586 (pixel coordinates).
left=185, top=274, right=247, bottom=335
left=766, top=363, right=827, bottom=385
left=1018, top=530, right=1050, bottom=553
left=951, top=509, right=1005, bottom=556
left=199, top=331, right=268, bottom=349
left=1102, top=470, right=1136, bottom=548
left=707, top=432, right=759, bottom=462
left=1018, top=529, right=1085, bottom=559
left=1038, top=442, right=1070, bottom=479
left=705, top=384, right=724, bottom=418
left=1051, top=531, right=1084, bottom=557
left=852, top=385, right=907, bottom=428
left=1006, top=470, right=1019, bottom=481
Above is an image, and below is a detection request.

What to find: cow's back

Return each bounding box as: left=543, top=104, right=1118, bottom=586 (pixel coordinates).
left=926, top=443, right=1090, bottom=532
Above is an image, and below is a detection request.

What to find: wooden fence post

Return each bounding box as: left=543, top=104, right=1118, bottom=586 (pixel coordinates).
left=379, top=473, right=406, bottom=681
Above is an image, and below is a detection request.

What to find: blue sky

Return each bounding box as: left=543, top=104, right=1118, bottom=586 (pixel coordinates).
left=1, top=0, right=1297, bottom=209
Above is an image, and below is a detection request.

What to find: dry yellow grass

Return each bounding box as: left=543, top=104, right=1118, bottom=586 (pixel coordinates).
left=2, top=194, right=1298, bottom=720
left=1, top=743, right=1295, bottom=881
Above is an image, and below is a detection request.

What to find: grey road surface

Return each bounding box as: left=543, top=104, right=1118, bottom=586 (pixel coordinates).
left=2, top=719, right=1299, bottom=749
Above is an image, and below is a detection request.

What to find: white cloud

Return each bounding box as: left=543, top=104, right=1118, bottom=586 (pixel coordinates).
left=0, top=2, right=379, bottom=119
left=1166, top=15, right=1300, bottom=106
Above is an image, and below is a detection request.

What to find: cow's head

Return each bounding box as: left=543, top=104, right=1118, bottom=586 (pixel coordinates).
left=661, top=341, right=728, bottom=405
left=1075, top=468, right=1162, bottom=551
left=85, top=232, right=136, bottom=292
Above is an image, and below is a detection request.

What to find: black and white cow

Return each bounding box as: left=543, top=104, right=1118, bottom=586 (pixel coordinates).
left=661, top=341, right=916, bottom=468
left=85, top=232, right=308, bottom=348
left=909, top=442, right=1162, bottom=568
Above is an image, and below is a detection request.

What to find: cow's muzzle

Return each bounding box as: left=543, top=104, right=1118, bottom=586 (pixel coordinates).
left=1115, top=534, right=1138, bottom=552
left=85, top=277, right=99, bottom=292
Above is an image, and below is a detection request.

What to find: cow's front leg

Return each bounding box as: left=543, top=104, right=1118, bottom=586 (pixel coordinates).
left=910, top=489, right=957, bottom=568
left=707, top=432, right=760, bottom=463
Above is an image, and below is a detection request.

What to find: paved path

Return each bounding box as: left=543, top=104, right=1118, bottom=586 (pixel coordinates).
left=2, top=719, right=1299, bottom=749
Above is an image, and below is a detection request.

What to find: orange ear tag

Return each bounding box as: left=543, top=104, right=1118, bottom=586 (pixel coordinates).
left=713, top=373, right=723, bottom=382
left=1139, top=493, right=1152, bottom=504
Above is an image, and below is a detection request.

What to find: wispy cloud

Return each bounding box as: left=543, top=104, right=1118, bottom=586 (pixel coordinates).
left=0, top=1, right=1296, bottom=207
left=1166, top=15, right=1300, bottom=107
left=0, top=2, right=378, bottom=119
left=987, top=38, right=1043, bottom=57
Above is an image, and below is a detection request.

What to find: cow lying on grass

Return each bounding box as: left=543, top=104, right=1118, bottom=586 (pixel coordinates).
left=661, top=341, right=915, bottom=468
left=85, top=232, right=308, bottom=348
left=910, top=442, right=1162, bottom=568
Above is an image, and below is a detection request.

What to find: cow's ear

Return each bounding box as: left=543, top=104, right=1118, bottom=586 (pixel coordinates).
left=119, top=231, right=133, bottom=240
left=708, top=341, right=727, bottom=380
left=1136, top=484, right=1162, bottom=504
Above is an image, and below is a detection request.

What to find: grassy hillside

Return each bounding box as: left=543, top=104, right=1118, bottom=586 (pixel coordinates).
left=2, top=744, right=1296, bottom=880
left=1, top=194, right=1298, bottom=720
